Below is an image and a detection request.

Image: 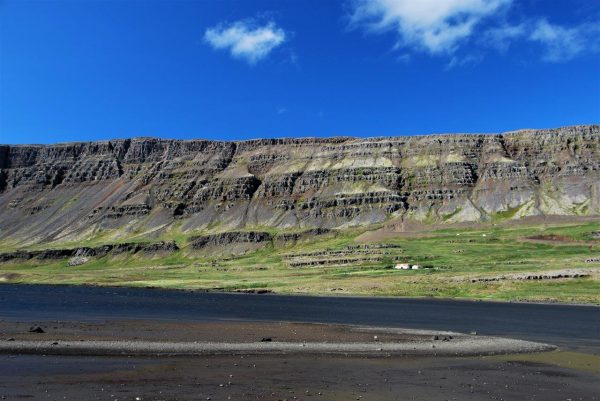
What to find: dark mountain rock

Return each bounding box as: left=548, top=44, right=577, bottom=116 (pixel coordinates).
left=0, top=241, right=179, bottom=262
left=276, top=228, right=332, bottom=243
left=0, top=125, right=598, bottom=248
left=190, top=232, right=272, bottom=249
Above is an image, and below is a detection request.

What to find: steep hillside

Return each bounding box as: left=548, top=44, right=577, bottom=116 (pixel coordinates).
left=0, top=125, right=598, bottom=248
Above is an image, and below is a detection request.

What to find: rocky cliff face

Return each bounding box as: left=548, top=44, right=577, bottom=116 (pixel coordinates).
left=0, top=125, right=598, bottom=247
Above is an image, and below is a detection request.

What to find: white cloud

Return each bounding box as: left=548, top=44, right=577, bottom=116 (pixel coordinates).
left=350, top=0, right=511, bottom=54
left=204, top=20, right=286, bottom=64
left=529, top=19, right=600, bottom=62
left=349, top=0, right=600, bottom=64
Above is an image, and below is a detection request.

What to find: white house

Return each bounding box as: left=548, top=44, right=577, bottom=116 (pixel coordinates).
left=394, top=262, right=421, bottom=270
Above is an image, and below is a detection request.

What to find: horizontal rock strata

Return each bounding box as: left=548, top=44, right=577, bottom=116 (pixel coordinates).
left=0, top=125, right=598, bottom=247
left=0, top=241, right=179, bottom=263
left=190, top=231, right=272, bottom=249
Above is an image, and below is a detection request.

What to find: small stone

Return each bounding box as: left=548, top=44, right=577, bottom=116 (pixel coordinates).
left=29, top=326, right=45, bottom=334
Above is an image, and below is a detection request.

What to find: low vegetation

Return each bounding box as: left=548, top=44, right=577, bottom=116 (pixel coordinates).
left=1, top=221, right=599, bottom=304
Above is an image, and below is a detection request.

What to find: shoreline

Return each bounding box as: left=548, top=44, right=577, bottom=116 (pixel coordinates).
left=2, top=282, right=600, bottom=307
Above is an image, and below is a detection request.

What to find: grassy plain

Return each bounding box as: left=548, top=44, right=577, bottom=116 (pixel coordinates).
left=1, top=220, right=599, bottom=304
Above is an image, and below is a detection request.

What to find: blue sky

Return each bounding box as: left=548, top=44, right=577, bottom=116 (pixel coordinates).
left=1, top=0, right=599, bottom=144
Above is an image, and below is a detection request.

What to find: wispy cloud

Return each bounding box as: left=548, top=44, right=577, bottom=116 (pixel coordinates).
left=349, top=0, right=511, bottom=54
left=204, top=20, right=286, bottom=64
left=445, top=53, right=483, bottom=70
left=349, top=0, right=600, bottom=64
left=483, top=23, right=526, bottom=52
left=485, top=19, right=600, bottom=62
left=529, top=19, right=600, bottom=62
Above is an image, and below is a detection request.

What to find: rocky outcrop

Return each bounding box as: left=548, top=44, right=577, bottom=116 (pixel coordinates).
left=283, top=244, right=404, bottom=268
left=469, top=269, right=594, bottom=282
left=0, top=241, right=179, bottom=262
left=0, top=125, right=598, bottom=248
left=288, top=256, right=385, bottom=268
left=67, top=256, right=89, bottom=266
left=190, top=231, right=272, bottom=249
left=275, top=228, right=332, bottom=243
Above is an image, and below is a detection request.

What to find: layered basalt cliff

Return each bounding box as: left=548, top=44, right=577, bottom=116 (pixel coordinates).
left=0, top=241, right=179, bottom=263
left=0, top=125, right=598, bottom=247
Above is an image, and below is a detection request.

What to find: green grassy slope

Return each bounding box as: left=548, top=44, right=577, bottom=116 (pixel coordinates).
left=1, top=221, right=599, bottom=304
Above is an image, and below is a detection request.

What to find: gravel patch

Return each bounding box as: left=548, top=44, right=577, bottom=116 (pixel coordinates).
left=0, top=336, right=554, bottom=357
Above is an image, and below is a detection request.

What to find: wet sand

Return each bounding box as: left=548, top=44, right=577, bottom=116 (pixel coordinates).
left=0, top=320, right=437, bottom=344
left=2, top=353, right=599, bottom=401
left=0, top=319, right=598, bottom=400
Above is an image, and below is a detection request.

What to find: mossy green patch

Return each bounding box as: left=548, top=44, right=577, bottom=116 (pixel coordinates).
left=442, top=207, right=462, bottom=221
left=493, top=204, right=523, bottom=221
left=489, top=351, right=600, bottom=375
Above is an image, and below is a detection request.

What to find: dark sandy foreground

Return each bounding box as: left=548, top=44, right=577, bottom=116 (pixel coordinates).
left=1, top=353, right=600, bottom=401
left=1, top=320, right=599, bottom=400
